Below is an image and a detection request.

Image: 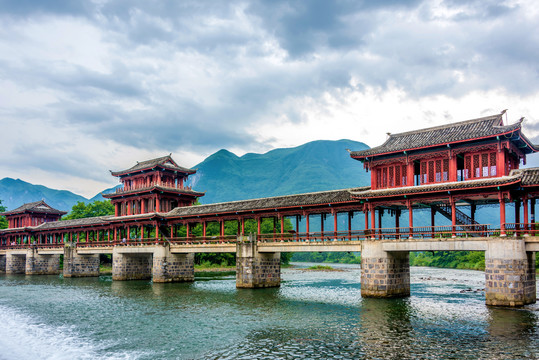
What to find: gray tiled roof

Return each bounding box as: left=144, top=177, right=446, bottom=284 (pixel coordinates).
left=514, top=167, right=539, bottom=186
left=111, top=155, right=195, bottom=176
left=36, top=216, right=115, bottom=230
left=166, top=188, right=368, bottom=217
left=0, top=200, right=67, bottom=216
left=103, top=185, right=204, bottom=198
left=351, top=114, right=524, bottom=158
left=349, top=175, right=521, bottom=198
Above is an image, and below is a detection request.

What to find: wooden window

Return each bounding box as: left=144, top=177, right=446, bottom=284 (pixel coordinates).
left=374, top=163, right=407, bottom=189
left=418, top=157, right=450, bottom=185
left=463, top=151, right=498, bottom=180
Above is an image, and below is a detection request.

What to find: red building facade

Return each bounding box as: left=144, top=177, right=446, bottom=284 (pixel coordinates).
left=104, top=155, right=204, bottom=216
left=349, top=113, right=539, bottom=237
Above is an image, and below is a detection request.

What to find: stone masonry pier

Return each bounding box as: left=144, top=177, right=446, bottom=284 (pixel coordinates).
left=63, top=244, right=100, bottom=278
left=485, top=238, right=536, bottom=307
left=236, top=236, right=281, bottom=288
left=360, top=240, right=410, bottom=298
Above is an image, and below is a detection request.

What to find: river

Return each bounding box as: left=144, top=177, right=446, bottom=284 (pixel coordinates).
left=0, top=264, right=537, bottom=359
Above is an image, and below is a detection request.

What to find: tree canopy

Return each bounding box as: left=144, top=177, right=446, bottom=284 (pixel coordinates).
left=0, top=199, right=7, bottom=229
left=63, top=200, right=114, bottom=220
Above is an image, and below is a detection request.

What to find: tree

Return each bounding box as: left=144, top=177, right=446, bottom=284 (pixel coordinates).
left=63, top=200, right=114, bottom=220
left=0, top=199, right=7, bottom=229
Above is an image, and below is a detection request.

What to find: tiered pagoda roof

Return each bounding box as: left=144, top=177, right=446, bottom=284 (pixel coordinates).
left=110, top=155, right=196, bottom=176
left=351, top=114, right=539, bottom=159
left=0, top=200, right=66, bottom=216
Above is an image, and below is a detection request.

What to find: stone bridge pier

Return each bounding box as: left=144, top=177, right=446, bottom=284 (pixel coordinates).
left=112, top=245, right=195, bottom=282
left=236, top=235, right=281, bottom=288
left=485, top=238, right=536, bottom=307
left=152, top=245, right=194, bottom=283
left=360, top=241, right=410, bottom=298
left=6, top=252, right=26, bottom=274
left=63, top=244, right=100, bottom=278
left=0, top=254, right=6, bottom=273
left=26, top=249, right=61, bottom=275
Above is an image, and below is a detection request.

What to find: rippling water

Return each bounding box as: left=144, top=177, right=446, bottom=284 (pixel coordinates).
left=0, top=264, right=537, bottom=359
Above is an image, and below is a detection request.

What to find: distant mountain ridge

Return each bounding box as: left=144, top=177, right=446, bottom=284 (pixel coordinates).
left=0, top=139, right=371, bottom=212
left=189, top=139, right=370, bottom=204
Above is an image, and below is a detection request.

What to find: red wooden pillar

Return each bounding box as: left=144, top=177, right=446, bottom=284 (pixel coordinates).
left=515, top=199, right=521, bottom=234
left=395, top=209, right=400, bottom=238
left=186, top=223, right=190, bottom=238
left=450, top=198, right=456, bottom=237
left=296, top=215, right=300, bottom=240
left=257, top=217, right=261, bottom=235
left=96, top=230, right=99, bottom=242
left=305, top=213, right=310, bottom=239
left=156, top=197, right=160, bottom=212
left=220, top=220, right=225, bottom=238
left=449, top=151, right=457, bottom=182
left=141, top=199, right=145, bottom=214
left=364, top=205, right=369, bottom=239
left=348, top=211, right=352, bottom=240
left=140, top=225, right=144, bottom=239
left=431, top=207, right=436, bottom=238
left=407, top=161, right=415, bottom=186
left=126, top=227, right=130, bottom=240
left=531, top=198, right=536, bottom=235
left=377, top=208, right=382, bottom=238
left=155, top=222, right=160, bottom=240
left=499, top=192, right=506, bottom=236
left=523, top=196, right=529, bottom=235
left=281, top=215, right=285, bottom=234
left=370, top=204, right=376, bottom=239
left=127, top=201, right=132, bottom=216
left=203, top=221, right=207, bottom=237
left=497, top=145, right=507, bottom=176
left=320, top=214, right=324, bottom=236
left=370, top=167, right=377, bottom=190
left=334, top=211, right=338, bottom=238
left=407, top=200, right=413, bottom=239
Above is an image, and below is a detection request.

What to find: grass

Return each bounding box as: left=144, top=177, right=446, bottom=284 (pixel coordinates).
left=99, top=264, right=112, bottom=275
left=306, top=265, right=336, bottom=271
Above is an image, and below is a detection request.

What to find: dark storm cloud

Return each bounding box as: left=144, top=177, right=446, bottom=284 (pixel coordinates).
left=1, top=0, right=539, bottom=183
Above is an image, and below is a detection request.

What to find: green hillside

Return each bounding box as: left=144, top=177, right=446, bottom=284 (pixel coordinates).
left=189, top=139, right=370, bottom=204
left=0, top=178, right=87, bottom=212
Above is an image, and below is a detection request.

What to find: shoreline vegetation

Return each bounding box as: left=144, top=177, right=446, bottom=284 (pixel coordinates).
left=98, top=251, right=539, bottom=275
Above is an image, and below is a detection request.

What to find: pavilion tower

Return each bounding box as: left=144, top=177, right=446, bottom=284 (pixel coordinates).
left=104, top=155, right=204, bottom=216
left=0, top=200, right=66, bottom=229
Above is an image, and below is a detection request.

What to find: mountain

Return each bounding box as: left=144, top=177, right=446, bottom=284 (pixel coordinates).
left=188, top=139, right=371, bottom=204
left=0, top=178, right=87, bottom=212
left=88, top=185, right=122, bottom=203
left=0, top=139, right=371, bottom=212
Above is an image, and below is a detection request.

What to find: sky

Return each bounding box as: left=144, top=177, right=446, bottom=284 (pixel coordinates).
left=1, top=0, right=539, bottom=198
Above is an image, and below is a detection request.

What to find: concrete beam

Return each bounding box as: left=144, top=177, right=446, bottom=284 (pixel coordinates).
left=258, top=241, right=362, bottom=253
left=382, top=239, right=487, bottom=252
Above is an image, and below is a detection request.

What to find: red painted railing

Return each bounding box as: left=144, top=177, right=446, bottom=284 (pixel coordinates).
left=1, top=223, right=537, bottom=250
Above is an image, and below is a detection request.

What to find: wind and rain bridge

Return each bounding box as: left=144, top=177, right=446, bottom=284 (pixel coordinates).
left=1, top=112, right=538, bottom=307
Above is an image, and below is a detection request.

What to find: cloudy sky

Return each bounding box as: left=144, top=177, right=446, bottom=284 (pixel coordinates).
left=1, top=0, right=539, bottom=198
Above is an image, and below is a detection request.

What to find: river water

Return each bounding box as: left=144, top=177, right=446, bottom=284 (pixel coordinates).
left=0, top=264, right=537, bottom=360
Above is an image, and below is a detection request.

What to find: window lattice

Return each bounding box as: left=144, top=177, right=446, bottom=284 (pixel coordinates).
left=389, top=166, right=394, bottom=187
left=395, top=166, right=401, bottom=186
left=473, top=154, right=480, bottom=178
left=428, top=160, right=435, bottom=183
